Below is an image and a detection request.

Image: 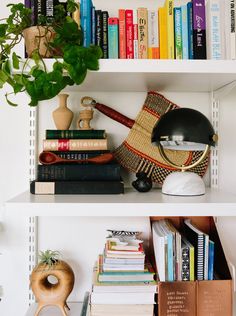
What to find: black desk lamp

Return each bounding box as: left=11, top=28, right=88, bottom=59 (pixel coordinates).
left=152, top=108, right=217, bottom=196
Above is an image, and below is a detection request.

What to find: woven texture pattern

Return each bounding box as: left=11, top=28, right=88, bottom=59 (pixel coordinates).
left=114, top=91, right=209, bottom=184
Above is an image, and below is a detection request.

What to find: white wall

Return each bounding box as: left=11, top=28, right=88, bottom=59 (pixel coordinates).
left=1, top=0, right=236, bottom=315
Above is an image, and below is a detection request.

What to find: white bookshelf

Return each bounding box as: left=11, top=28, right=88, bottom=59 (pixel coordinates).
left=5, top=188, right=236, bottom=217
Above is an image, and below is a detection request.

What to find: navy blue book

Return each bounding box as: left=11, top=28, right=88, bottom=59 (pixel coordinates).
left=37, top=163, right=121, bottom=181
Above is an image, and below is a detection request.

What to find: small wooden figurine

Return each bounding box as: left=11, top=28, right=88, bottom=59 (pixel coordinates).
left=77, top=97, right=94, bottom=130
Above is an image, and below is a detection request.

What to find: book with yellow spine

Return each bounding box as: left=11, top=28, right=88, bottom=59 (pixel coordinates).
left=158, top=7, right=168, bottom=59
left=165, top=0, right=174, bottom=59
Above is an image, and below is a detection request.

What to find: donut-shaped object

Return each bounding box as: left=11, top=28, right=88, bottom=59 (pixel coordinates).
left=30, top=260, right=75, bottom=316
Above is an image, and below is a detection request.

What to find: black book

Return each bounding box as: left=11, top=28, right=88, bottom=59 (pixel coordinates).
left=30, top=179, right=124, bottom=194
left=95, top=10, right=103, bottom=50
left=37, top=163, right=121, bottom=181
left=102, top=11, right=109, bottom=59
left=52, top=150, right=109, bottom=160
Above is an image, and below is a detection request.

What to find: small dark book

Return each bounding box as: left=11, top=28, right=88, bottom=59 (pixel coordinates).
left=102, top=11, right=109, bottom=58
left=96, top=10, right=103, bottom=50
left=30, top=179, right=124, bottom=194
left=192, top=0, right=207, bottom=59
left=37, top=163, right=121, bottom=181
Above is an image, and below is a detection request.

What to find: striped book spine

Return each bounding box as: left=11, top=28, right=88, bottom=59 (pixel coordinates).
left=137, top=8, right=148, bottom=59
left=119, top=9, right=126, bottom=58
left=126, top=10, right=134, bottom=59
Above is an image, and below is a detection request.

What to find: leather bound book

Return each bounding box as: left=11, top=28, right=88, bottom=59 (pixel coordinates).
left=158, top=281, right=196, bottom=316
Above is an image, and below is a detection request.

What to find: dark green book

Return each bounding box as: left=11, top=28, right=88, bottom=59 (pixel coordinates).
left=46, top=129, right=106, bottom=139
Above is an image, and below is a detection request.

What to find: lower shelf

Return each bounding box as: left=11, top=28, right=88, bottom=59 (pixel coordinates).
left=25, top=302, right=82, bottom=316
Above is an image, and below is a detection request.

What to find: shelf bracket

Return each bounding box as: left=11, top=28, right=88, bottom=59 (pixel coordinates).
left=28, top=107, right=39, bottom=305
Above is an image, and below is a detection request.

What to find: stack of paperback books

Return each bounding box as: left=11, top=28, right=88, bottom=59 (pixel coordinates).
left=30, top=129, right=124, bottom=194
left=90, top=230, right=157, bottom=316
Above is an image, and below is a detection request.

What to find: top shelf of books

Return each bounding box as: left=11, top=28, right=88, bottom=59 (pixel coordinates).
left=36, top=59, right=236, bottom=93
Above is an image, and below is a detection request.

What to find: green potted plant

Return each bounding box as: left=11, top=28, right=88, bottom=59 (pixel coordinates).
left=0, top=1, right=102, bottom=106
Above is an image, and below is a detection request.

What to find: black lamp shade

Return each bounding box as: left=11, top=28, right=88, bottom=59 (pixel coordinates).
left=152, top=108, right=216, bottom=147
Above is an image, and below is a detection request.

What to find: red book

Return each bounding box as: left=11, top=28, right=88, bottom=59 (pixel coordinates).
left=119, top=9, right=126, bottom=59
left=125, top=10, right=134, bottom=59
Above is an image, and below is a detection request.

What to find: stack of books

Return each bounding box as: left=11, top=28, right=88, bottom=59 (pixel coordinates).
left=30, top=129, right=124, bottom=194
left=152, top=219, right=215, bottom=282
left=90, top=230, right=157, bottom=316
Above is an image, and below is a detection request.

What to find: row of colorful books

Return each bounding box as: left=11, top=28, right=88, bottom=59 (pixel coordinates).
left=90, top=230, right=156, bottom=315
left=30, top=129, right=124, bottom=195
left=80, top=0, right=236, bottom=60
left=152, top=219, right=215, bottom=282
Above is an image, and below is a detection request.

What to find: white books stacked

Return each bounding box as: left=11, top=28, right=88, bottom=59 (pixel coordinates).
left=90, top=230, right=157, bottom=316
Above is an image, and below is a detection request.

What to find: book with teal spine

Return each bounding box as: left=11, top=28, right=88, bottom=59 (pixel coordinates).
left=108, top=17, right=119, bottom=59
left=174, top=7, right=182, bottom=59
left=187, top=2, right=194, bottom=59
left=181, top=4, right=189, bottom=59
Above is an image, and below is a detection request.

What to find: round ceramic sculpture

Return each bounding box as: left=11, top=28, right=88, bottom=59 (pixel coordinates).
left=30, top=260, right=75, bottom=316
left=53, top=94, right=74, bottom=130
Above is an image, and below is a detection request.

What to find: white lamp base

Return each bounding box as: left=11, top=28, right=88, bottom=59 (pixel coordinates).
left=162, top=172, right=205, bottom=196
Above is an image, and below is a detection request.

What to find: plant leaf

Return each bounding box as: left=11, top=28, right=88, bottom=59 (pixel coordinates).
left=12, top=52, right=20, bottom=69
left=5, top=93, right=18, bottom=106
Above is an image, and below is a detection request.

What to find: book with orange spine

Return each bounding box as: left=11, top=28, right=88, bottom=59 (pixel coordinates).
left=119, top=9, right=126, bottom=59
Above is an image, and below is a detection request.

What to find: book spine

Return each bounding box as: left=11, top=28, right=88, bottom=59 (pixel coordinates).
left=95, top=10, right=103, bottom=49
left=125, top=10, right=134, bottom=59
left=159, top=7, right=168, bottom=59
left=45, top=0, right=54, bottom=21
left=81, top=0, right=92, bottom=47
left=189, top=246, right=195, bottom=281
left=133, top=10, right=139, bottom=59
left=174, top=7, right=182, bottom=59
left=167, top=234, right=174, bottom=281
left=206, top=0, right=222, bottom=60
left=30, top=180, right=124, bottom=194
left=43, top=139, right=108, bottom=151
left=102, top=11, right=109, bottom=58
left=208, top=240, right=214, bottom=280
left=37, top=164, right=121, bottom=181
left=108, top=18, right=119, bottom=59
left=181, top=5, right=189, bottom=59
left=165, top=0, right=174, bottom=59
left=50, top=150, right=109, bottom=160
left=46, top=130, right=106, bottom=139
left=119, top=9, right=126, bottom=59
left=230, top=0, right=236, bottom=59
left=187, top=2, right=194, bottom=59
left=137, top=8, right=148, bottom=59
left=181, top=246, right=190, bottom=281
left=91, top=6, right=96, bottom=45
left=192, top=0, right=207, bottom=59
left=148, top=10, right=159, bottom=59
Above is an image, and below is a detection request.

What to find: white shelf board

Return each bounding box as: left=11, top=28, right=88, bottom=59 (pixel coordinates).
left=20, top=59, right=236, bottom=92
left=5, top=188, right=236, bottom=217
left=25, top=302, right=82, bottom=316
